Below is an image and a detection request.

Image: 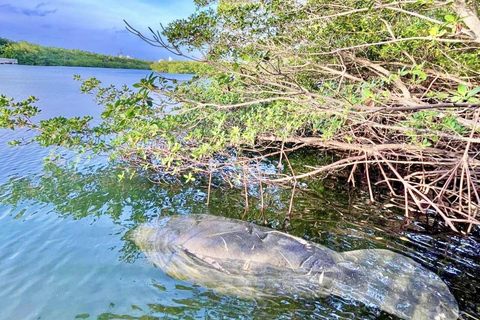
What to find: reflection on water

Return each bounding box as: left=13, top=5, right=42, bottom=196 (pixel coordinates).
left=0, top=161, right=478, bottom=319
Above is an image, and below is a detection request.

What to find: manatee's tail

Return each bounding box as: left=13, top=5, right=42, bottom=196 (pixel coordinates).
left=334, top=249, right=458, bottom=320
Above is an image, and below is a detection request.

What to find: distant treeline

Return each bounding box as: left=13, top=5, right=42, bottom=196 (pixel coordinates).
left=150, top=60, right=212, bottom=74
left=0, top=38, right=151, bottom=69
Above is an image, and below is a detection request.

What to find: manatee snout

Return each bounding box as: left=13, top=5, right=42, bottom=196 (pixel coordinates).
left=131, top=222, right=172, bottom=251
left=131, top=216, right=193, bottom=252
left=130, top=224, right=159, bottom=252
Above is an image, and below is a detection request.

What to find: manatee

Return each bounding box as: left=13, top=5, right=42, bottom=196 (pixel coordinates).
left=133, top=214, right=459, bottom=320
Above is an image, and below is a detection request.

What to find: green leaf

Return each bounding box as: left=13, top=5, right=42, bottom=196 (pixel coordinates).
left=444, top=15, right=455, bottom=23
left=451, top=96, right=461, bottom=102
left=429, top=27, right=438, bottom=37
left=183, top=172, right=196, bottom=183
left=8, top=140, right=20, bottom=146
left=126, top=108, right=135, bottom=118
left=466, top=86, right=480, bottom=99
left=436, top=93, right=449, bottom=99
left=422, top=138, right=432, bottom=147
left=117, top=172, right=125, bottom=181
left=458, top=84, right=468, bottom=96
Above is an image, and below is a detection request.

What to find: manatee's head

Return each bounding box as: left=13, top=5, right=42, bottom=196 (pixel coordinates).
left=131, top=214, right=204, bottom=253
left=131, top=217, right=174, bottom=253
left=131, top=214, right=230, bottom=282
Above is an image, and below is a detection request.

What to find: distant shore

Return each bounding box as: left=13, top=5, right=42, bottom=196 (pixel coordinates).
left=0, top=37, right=152, bottom=70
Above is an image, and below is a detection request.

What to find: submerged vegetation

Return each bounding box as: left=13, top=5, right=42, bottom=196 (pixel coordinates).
left=0, top=37, right=152, bottom=69
left=1, top=0, right=480, bottom=233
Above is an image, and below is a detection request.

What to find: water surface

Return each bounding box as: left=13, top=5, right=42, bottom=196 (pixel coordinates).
left=0, top=65, right=478, bottom=320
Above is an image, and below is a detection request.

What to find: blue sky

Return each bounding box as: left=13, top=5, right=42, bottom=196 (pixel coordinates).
left=0, top=0, right=198, bottom=61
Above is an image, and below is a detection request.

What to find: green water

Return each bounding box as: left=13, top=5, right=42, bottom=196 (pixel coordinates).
left=0, top=65, right=478, bottom=319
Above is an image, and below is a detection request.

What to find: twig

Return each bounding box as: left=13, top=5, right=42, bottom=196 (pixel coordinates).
left=364, top=153, right=375, bottom=203
left=206, top=168, right=213, bottom=206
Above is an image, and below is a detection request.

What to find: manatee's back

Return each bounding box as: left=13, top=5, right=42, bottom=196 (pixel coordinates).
left=173, top=214, right=340, bottom=272
left=132, top=214, right=342, bottom=297
left=336, top=249, right=459, bottom=320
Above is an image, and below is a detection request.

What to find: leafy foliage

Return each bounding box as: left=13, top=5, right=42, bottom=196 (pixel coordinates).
left=2, top=0, right=480, bottom=231
left=150, top=60, right=213, bottom=74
